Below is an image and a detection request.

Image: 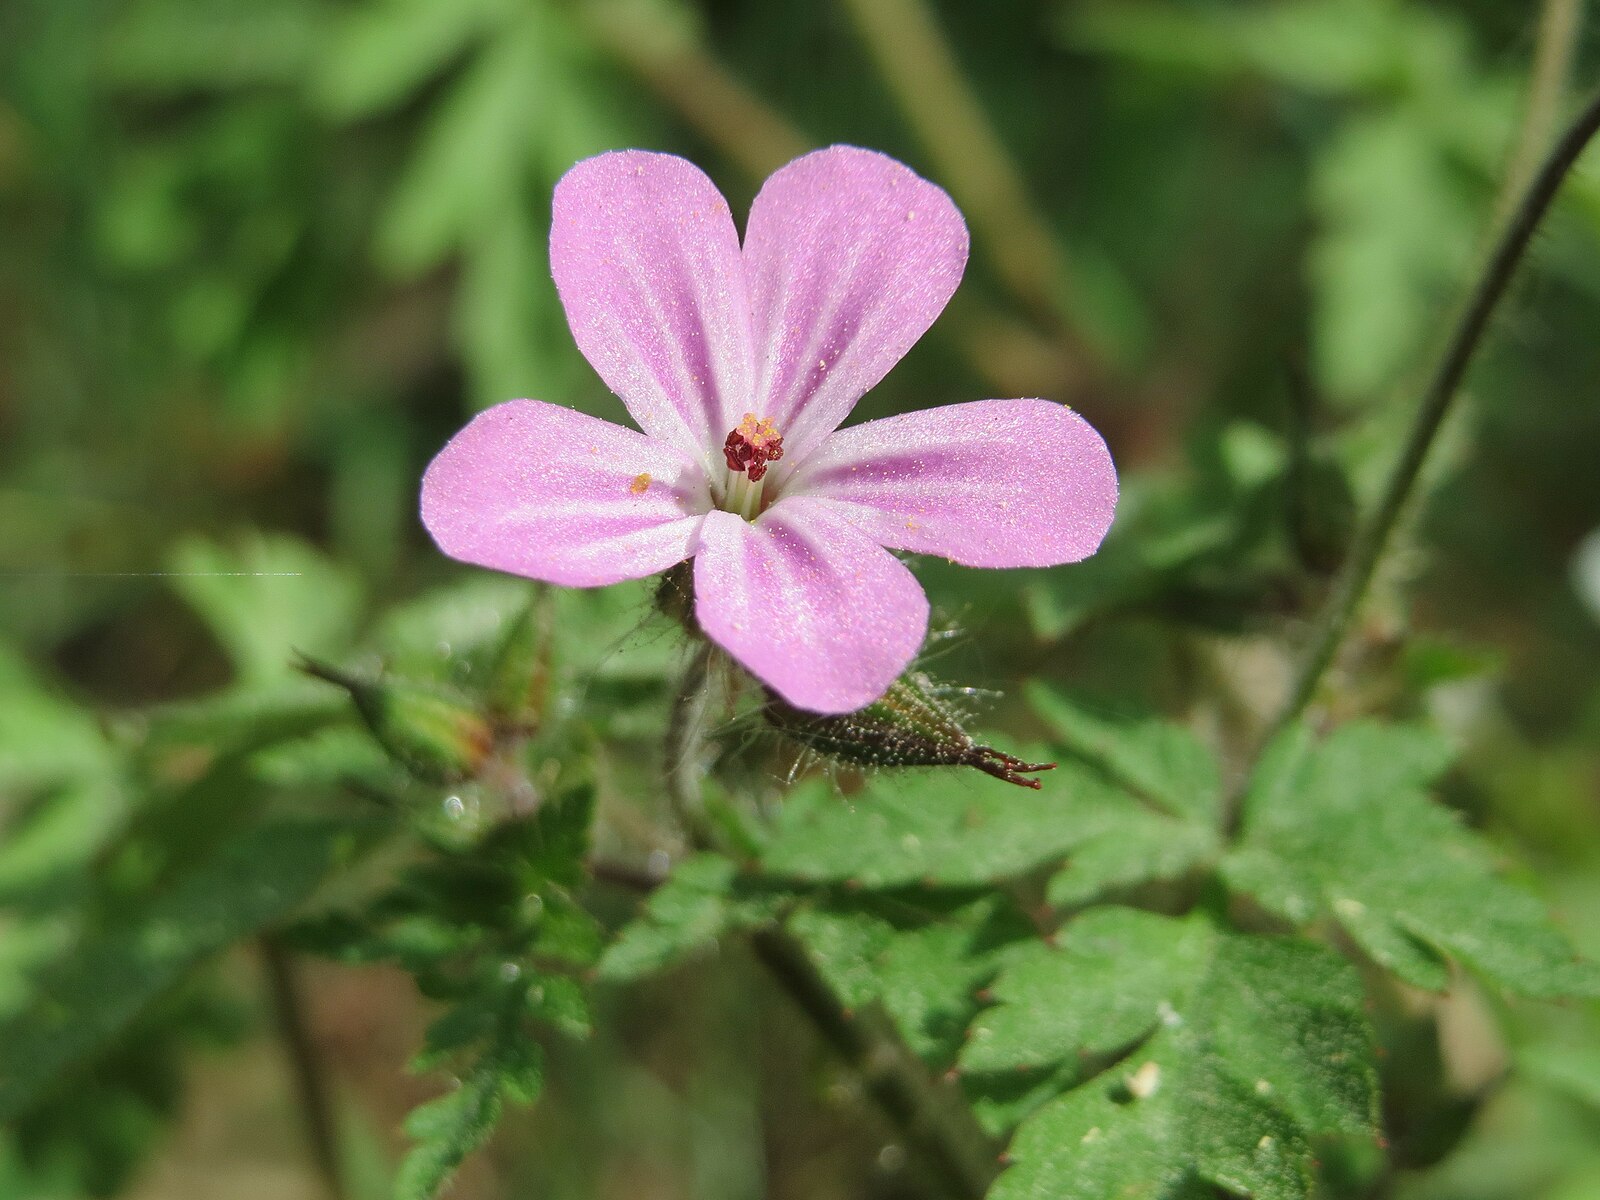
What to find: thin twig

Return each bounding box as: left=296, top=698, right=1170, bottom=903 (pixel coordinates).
left=663, top=648, right=1000, bottom=1200
left=261, top=936, right=345, bottom=1200
left=1264, top=84, right=1600, bottom=745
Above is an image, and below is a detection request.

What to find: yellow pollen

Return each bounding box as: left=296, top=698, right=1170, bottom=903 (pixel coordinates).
left=629, top=472, right=651, bottom=495
left=737, top=412, right=781, bottom=451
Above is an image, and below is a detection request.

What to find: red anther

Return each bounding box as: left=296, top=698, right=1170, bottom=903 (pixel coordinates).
left=723, top=413, right=784, bottom=481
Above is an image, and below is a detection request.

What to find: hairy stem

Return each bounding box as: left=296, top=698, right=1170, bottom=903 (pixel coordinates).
left=261, top=936, right=345, bottom=1200
left=1268, top=84, right=1600, bottom=739
left=663, top=649, right=1000, bottom=1200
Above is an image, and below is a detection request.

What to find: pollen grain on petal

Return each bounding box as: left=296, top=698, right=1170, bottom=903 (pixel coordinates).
left=629, top=472, right=652, bottom=495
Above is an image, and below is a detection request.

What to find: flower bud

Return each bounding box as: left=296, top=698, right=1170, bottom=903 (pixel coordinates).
left=764, top=670, right=1055, bottom=788
left=296, top=655, right=494, bottom=784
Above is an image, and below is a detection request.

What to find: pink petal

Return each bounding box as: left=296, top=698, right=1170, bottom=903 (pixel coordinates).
left=784, top=399, right=1117, bottom=567
left=421, top=400, right=710, bottom=587
left=694, top=498, right=929, bottom=714
left=551, top=151, right=755, bottom=465
left=743, top=146, right=969, bottom=464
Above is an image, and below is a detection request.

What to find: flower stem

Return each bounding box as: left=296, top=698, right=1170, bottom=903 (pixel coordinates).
left=1266, top=83, right=1600, bottom=741
left=663, top=649, right=1001, bottom=1200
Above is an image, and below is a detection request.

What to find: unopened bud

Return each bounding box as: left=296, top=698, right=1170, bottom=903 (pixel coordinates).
left=765, top=670, right=1055, bottom=789
left=296, top=654, right=493, bottom=783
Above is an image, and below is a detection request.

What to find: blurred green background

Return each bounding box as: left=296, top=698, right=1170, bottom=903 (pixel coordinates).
left=4, top=1, right=1600, bottom=1198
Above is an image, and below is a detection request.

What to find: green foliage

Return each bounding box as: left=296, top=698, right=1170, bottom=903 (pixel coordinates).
left=315, top=0, right=634, bottom=405
left=1032, top=688, right=1224, bottom=905
left=1310, top=109, right=1479, bottom=402
left=789, top=891, right=1034, bottom=1067
left=973, top=908, right=1377, bottom=1200
left=1224, top=723, right=1600, bottom=998
left=6, top=1, right=1600, bottom=1197
left=2, top=985, right=240, bottom=1199
left=0, top=648, right=124, bottom=903
left=289, top=783, right=600, bottom=1199
left=754, top=687, right=1220, bottom=901
left=0, top=814, right=374, bottom=1121
left=1020, top=420, right=1351, bottom=642
left=167, top=534, right=363, bottom=689
left=761, top=762, right=1116, bottom=889
left=395, top=980, right=546, bottom=1200
left=598, top=853, right=785, bottom=983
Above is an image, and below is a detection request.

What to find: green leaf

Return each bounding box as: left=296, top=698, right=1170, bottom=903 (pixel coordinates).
left=1034, top=689, right=1223, bottom=905
left=312, top=0, right=513, bottom=120
left=374, top=576, right=535, bottom=686
left=453, top=208, right=583, bottom=408
left=166, top=534, right=362, bottom=689
left=0, top=816, right=376, bottom=1119
left=372, top=29, right=536, bottom=277
left=398, top=954, right=574, bottom=1200
left=1223, top=723, right=1600, bottom=997
left=759, top=696, right=1222, bottom=906
left=1310, top=108, right=1478, bottom=404
left=788, top=892, right=1033, bottom=1066
left=396, top=1031, right=542, bottom=1200
left=1065, top=0, right=1460, bottom=97
left=972, top=909, right=1377, bottom=1199
left=499, top=782, right=596, bottom=890
left=134, top=681, right=348, bottom=762
left=598, top=854, right=785, bottom=983
left=1019, top=471, right=1255, bottom=641
left=0, top=645, right=116, bottom=791
left=760, top=762, right=1112, bottom=890
left=101, top=0, right=324, bottom=90
left=1028, top=686, right=1219, bottom=823
left=0, top=647, right=125, bottom=900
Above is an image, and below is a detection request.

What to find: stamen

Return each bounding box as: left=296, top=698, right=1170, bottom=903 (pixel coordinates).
left=721, top=413, right=784, bottom=519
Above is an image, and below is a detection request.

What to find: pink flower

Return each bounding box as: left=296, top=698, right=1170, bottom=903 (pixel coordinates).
left=421, top=147, right=1117, bottom=714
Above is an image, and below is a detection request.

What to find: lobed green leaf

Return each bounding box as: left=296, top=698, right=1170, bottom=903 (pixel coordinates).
left=1223, top=723, right=1600, bottom=998
left=972, top=909, right=1378, bottom=1199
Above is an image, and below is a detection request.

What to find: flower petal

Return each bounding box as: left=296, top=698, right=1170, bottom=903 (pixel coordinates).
left=551, top=150, right=755, bottom=464
left=743, top=146, right=969, bottom=463
left=785, top=399, right=1117, bottom=567
left=694, top=499, right=929, bottom=714
left=421, top=400, right=710, bottom=587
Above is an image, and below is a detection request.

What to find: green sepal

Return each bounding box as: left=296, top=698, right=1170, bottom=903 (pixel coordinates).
left=767, top=669, right=1055, bottom=788
left=297, top=655, right=493, bottom=784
